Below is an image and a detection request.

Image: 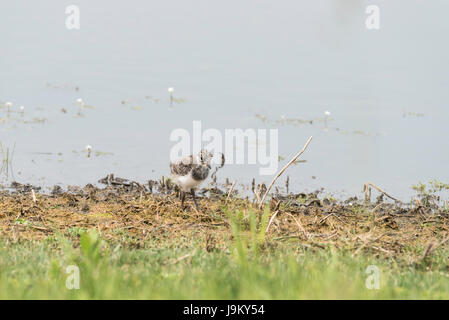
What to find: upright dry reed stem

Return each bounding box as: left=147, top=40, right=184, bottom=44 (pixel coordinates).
left=258, top=136, right=312, bottom=208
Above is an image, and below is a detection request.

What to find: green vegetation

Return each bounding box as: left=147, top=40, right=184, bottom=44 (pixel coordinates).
left=0, top=142, right=15, bottom=180
left=1, top=210, right=449, bottom=300
left=412, top=180, right=449, bottom=209
left=1, top=183, right=448, bottom=300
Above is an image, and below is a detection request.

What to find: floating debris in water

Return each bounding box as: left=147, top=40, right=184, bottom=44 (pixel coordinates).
left=403, top=111, right=424, bottom=118
left=93, top=150, right=113, bottom=157
left=257, top=114, right=267, bottom=122
left=23, top=117, right=47, bottom=124
left=255, top=114, right=315, bottom=126
left=46, top=82, right=80, bottom=91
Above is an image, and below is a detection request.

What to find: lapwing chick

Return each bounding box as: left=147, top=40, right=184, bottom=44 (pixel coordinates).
left=170, top=149, right=213, bottom=211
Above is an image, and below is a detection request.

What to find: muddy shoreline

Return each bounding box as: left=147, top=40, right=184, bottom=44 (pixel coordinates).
left=1, top=174, right=448, bottom=266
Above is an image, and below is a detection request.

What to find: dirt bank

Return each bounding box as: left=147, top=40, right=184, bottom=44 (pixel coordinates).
left=1, top=177, right=448, bottom=265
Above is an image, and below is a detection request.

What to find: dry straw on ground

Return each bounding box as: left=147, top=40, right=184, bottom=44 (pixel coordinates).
left=1, top=180, right=448, bottom=265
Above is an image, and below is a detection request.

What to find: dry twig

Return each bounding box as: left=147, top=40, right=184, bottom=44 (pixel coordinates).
left=363, top=182, right=400, bottom=203
left=286, top=212, right=308, bottom=239
left=226, top=181, right=236, bottom=202
left=259, top=136, right=312, bottom=208
left=31, top=189, right=37, bottom=203
left=265, top=210, right=280, bottom=233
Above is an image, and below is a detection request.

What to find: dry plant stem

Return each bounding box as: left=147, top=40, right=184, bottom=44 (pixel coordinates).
left=421, top=243, right=434, bottom=261
left=420, top=236, right=449, bottom=262
left=256, top=184, right=263, bottom=202
left=170, top=253, right=192, bottom=265
left=265, top=210, right=280, bottom=233
left=437, top=236, right=449, bottom=249
left=286, top=212, right=308, bottom=239
left=319, top=212, right=343, bottom=225
left=363, top=182, right=401, bottom=203
left=371, top=203, right=384, bottom=213
left=31, top=189, right=37, bottom=203
left=226, top=181, right=236, bottom=202
left=259, top=136, right=313, bottom=209
left=253, top=184, right=262, bottom=204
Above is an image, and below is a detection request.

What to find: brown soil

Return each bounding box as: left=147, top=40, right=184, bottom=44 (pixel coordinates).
left=1, top=178, right=449, bottom=264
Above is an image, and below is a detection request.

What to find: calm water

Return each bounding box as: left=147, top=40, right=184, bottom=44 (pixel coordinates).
left=1, top=1, right=448, bottom=200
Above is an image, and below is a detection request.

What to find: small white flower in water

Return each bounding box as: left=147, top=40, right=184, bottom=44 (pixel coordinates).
left=5, top=102, right=12, bottom=108
left=280, top=114, right=286, bottom=121
left=20, top=106, right=25, bottom=111
left=324, top=111, right=331, bottom=130
left=86, top=145, right=92, bottom=157
left=76, top=99, right=85, bottom=115
left=168, top=87, right=175, bottom=107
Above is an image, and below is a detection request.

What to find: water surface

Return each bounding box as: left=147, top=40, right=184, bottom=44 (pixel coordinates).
left=1, top=1, right=448, bottom=200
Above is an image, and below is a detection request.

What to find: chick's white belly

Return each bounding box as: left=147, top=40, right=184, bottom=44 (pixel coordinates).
left=172, top=173, right=203, bottom=192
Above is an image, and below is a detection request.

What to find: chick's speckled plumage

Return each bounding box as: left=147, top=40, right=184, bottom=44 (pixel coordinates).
left=170, top=150, right=212, bottom=192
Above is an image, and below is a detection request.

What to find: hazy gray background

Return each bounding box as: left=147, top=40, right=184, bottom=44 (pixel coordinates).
left=1, top=0, right=448, bottom=200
